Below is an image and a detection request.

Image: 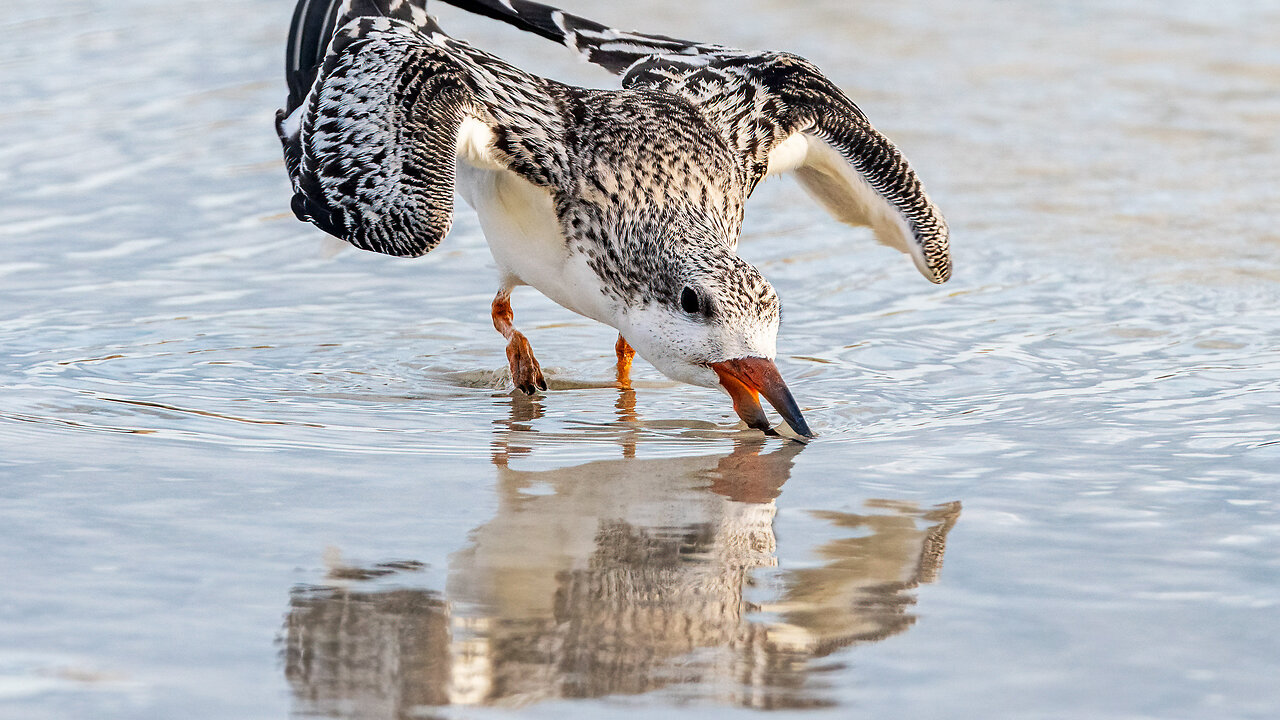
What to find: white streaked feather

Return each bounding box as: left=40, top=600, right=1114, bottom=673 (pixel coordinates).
left=575, top=27, right=620, bottom=41
left=281, top=105, right=306, bottom=139
left=550, top=10, right=569, bottom=33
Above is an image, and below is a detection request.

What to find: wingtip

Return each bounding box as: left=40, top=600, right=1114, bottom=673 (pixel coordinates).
left=920, top=230, right=952, bottom=284
left=892, top=221, right=951, bottom=284
left=901, top=215, right=951, bottom=283
left=920, top=252, right=952, bottom=284
left=917, top=258, right=952, bottom=284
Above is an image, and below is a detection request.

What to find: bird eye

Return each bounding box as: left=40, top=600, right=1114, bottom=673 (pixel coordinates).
left=680, top=286, right=702, bottom=315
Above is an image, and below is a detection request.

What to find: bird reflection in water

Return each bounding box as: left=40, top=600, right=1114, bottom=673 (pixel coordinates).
left=283, top=395, right=960, bottom=715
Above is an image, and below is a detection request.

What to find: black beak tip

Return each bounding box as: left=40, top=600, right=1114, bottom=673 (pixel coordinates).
left=768, top=388, right=815, bottom=440
left=782, top=416, right=816, bottom=440
left=713, top=357, right=816, bottom=441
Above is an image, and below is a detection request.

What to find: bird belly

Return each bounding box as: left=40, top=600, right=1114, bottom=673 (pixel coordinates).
left=456, top=163, right=613, bottom=325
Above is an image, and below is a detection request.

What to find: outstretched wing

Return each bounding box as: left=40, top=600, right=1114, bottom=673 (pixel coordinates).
left=275, top=0, right=567, bottom=257
left=432, top=0, right=729, bottom=73
left=668, top=52, right=952, bottom=284
left=435, top=0, right=950, bottom=283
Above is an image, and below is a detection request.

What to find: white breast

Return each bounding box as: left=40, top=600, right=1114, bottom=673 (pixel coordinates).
left=455, top=162, right=615, bottom=326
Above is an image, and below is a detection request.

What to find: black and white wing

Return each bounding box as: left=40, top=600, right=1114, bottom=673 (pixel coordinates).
left=628, top=52, right=952, bottom=284
left=432, top=0, right=731, bottom=72
left=434, top=0, right=951, bottom=283
left=275, top=0, right=567, bottom=257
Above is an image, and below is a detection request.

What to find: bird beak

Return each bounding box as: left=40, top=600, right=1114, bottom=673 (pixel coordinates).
left=711, top=357, right=814, bottom=438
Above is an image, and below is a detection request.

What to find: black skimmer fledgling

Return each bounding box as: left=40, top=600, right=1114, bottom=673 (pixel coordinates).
left=275, top=0, right=951, bottom=439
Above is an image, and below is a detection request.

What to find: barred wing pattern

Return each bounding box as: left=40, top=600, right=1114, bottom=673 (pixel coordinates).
left=434, top=0, right=731, bottom=73
left=295, top=19, right=475, bottom=256
left=276, top=2, right=568, bottom=257
left=623, top=53, right=951, bottom=283
left=436, top=0, right=951, bottom=283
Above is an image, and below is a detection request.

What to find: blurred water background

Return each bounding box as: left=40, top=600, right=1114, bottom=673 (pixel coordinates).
left=1, top=1, right=1278, bottom=718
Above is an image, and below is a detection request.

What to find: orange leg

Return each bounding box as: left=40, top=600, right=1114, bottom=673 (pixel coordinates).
left=492, top=290, right=546, bottom=394
left=615, top=334, right=635, bottom=389
left=613, top=335, right=639, bottom=458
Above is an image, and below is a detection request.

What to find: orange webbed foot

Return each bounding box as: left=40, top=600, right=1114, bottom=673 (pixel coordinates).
left=506, top=331, right=546, bottom=395
left=615, top=334, right=635, bottom=389
left=493, top=290, right=547, bottom=395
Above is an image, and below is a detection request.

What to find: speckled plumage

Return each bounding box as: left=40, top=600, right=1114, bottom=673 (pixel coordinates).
left=275, top=0, right=951, bottom=434
left=277, top=0, right=949, bottom=292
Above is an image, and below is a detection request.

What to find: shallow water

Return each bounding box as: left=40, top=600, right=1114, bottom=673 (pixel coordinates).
left=2, top=1, right=1278, bottom=718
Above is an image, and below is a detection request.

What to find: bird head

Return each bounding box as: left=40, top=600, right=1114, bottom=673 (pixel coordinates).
left=619, top=253, right=813, bottom=439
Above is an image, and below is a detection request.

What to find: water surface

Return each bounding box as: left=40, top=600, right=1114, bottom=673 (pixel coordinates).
left=1, top=1, right=1278, bottom=718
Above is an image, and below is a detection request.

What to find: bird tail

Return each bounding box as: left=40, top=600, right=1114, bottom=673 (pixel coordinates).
left=284, top=0, right=435, bottom=114
left=432, top=0, right=710, bottom=74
